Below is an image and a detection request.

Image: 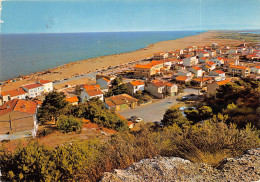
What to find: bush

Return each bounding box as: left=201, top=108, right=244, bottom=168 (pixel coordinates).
left=57, top=115, right=83, bottom=133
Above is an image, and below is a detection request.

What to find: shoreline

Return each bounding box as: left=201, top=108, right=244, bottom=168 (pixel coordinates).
left=1, top=30, right=243, bottom=91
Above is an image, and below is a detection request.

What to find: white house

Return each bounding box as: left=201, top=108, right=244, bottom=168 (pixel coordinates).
left=178, top=70, right=192, bottom=77
left=154, top=52, right=168, bottom=60
left=145, top=80, right=178, bottom=98
left=183, top=56, right=198, bottom=67
left=199, top=57, right=209, bottom=63
left=96, top=75, right=114, bottom=91
left=209, top=70, right=226, bottom=80
left=198, top=51, right=209, bottom=58
left=0, top=88, right=28, bottom=106
left=37, top=80, right=53, bottom=93
left=188, top=67, right=203, bottom=77
left=22, top=83, right=44, bottom=98
left=126, top=80, right=145, bottom=96
left=212, top=57, right=224, bottom=67
left=80, top=88, right=103, bottom=102
left=250, top=66, right=260, bottom=75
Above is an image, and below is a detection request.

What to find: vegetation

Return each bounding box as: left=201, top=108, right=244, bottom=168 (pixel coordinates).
left=133, top=90, right=152, bottom=104
left=37, top=91, right=68, bottom=124
left=66, top=98, right=128, bottom=131
left=184, top=106, right=213, bottom=123
left=104, top=76, right=129, bottom=97
left=1, top=121, right=259, bottom=181
left=57, top=115, right=83, bottom=133
left=162, top=106, right=191, bottom=127
left=216, top=32, right=260, bottom=42
left=204, top=79, right=260, bottom=129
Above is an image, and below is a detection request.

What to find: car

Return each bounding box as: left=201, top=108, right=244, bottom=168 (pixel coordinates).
left=181, top=96, right=189, bottom=101
left=135, top=118, right=143, bottom=123
left=128, top=116, right=138, bottom=121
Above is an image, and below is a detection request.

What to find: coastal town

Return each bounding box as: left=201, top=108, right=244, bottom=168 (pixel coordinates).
left=0, top=40, right=260, bottom=140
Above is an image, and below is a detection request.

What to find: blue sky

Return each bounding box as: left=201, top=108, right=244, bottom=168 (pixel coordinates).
left=1, top=0, right=260, bottom=33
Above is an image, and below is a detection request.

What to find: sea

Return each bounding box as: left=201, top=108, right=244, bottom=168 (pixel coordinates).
left=0, top=31, right=204, bottom=81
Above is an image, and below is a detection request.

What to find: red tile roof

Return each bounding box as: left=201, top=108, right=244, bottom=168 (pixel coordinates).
left=22, top=83, right=43, bottom=90
left=229, top=65, right=248, bottom=70
left=214, top=70, right=225, bottom=74
left=1, top=88, right=27, bottom=97
left=85, top=89, right=103, bottom=97
left=83, top=84, right=100, bottom=90
left=38, top=80, right=52, bottom=84
left=105, top=94, right=138, bottom=107
left=66, top=96, right=79, bottom=103
left=176, top=76, right=189, bottom=82
left=192, top=67, right=202, bottom=71
left=151, top=80, right=167, bottom=87
left=254, top=66, right=260, bottom=69
left=130, top=80, right=145, bottom=86
left=216, top=79, right=231, bottom=86
left=0, top=99, right=37, bottom=115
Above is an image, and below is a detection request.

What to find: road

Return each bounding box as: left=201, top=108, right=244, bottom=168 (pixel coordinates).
left=118, top=88, right=199, bottom=122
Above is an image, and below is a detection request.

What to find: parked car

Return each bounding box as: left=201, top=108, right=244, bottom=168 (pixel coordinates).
left=128, top=116, right=138, bottom=121
left=135, top=118, right=143, bottom=123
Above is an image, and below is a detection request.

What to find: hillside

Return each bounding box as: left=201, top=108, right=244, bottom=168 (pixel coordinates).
left=102, top=148, right=260, bottom=182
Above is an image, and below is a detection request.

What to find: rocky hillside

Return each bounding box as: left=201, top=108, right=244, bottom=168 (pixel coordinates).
left=101, top=148, right=260, bottom=182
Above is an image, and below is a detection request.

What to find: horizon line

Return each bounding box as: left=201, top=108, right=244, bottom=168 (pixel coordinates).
left=1, top=28, right=260, bottom=35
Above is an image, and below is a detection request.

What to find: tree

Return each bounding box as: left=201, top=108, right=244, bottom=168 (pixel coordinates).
left=37, top=91, right=68, bottom=124
left=198, top=106, right=213, bottom=121
left=75, top=85, right=81, bottom=96
left=162, top=106, right=191, bottom=127
left=57, top=115, right=83, bottom=133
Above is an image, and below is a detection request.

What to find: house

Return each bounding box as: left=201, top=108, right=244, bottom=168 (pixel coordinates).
left=133, top=61, right=164, bottom=78
left=126, top=80, right=145, bottom=96
left=192, top=77, right=213, bottom=87
left=199, top=57, right=209, bottom=63
left=96, top=75, right=115, bottom=91
left=178, top=70, right=192, bottom=77
left=174, top=49, right=184, bottom=55
left=0, top=88, right=28, bottom=106
left=80, top=84, right=103, bottom=102
left=212, top=57, right=224, bottom=67
left=209, top=70, right=226, bottom=80
left=154, top=52, right=168, bottom=60
left=66, top=96, right=79, bottom=105
left=227, top=53, right=240, bottom=60
left=167, top=51, right=175, bottom=58
left=250, top=66, right=260, bottom=75
left=0, top=99, right=38, bottom=140
left=198, top=51, right=209, bottom=58
left=175, top=76, right=192, bottom=83
left=208, top=50, right=217, bottom=57
left=228, top=65, right=250, bottom=77
left=104, top=94, right=138, bottom=111
left=21, top=83, right=44, bottom=98
left=207, top=79, right=232, bottom=94
left=145, top=80, right=178, bottom=98
left=37, top=80, right=53, bottom=93
left=175, top=64, right=186, bottom=70
left=183, top=56, right=198, bottom=67
left=188, top=67, right=202, bottom=77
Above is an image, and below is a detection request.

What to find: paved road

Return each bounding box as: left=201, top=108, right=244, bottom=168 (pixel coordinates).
left=119, top=88, right=199, bottom=122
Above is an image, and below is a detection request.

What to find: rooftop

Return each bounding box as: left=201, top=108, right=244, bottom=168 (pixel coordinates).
left=22, top=83, right=43, bottom=90
left=105, top=94, right=138, bottom=107
left=0, top=88, right=27, bottom=97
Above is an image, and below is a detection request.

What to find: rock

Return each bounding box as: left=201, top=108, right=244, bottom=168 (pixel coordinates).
left=101, top=148, right=260, bottom=182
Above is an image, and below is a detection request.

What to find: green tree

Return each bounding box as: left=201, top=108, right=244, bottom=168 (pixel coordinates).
left=57, top=115, right=83, bottom=133
left=162, top=106, right=191, bottom=127
left=37, top=91, right=68, bottom=124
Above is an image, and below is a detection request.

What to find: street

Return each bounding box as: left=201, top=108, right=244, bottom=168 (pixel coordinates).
left=119, top=88, right=199, bottom=122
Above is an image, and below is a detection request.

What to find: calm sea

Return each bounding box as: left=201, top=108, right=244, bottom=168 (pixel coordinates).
left=0, top=31, right=203, bottom=81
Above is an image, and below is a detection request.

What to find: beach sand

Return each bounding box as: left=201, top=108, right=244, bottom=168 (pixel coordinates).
left=1, top=31, right=242, bottom=91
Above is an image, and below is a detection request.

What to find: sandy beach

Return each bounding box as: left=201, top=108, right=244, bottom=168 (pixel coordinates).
left=1, top=31, right=242, bottom=91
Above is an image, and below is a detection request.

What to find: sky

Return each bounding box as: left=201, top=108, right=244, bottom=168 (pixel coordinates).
left=1, top=0, right=260, bottom=33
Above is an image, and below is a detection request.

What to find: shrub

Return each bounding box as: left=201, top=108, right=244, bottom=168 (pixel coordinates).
left=57, top=115, right=83, bottom=133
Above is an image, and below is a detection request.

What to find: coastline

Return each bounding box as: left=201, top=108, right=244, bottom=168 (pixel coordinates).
left=1, top=30, right=243, bottom=91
